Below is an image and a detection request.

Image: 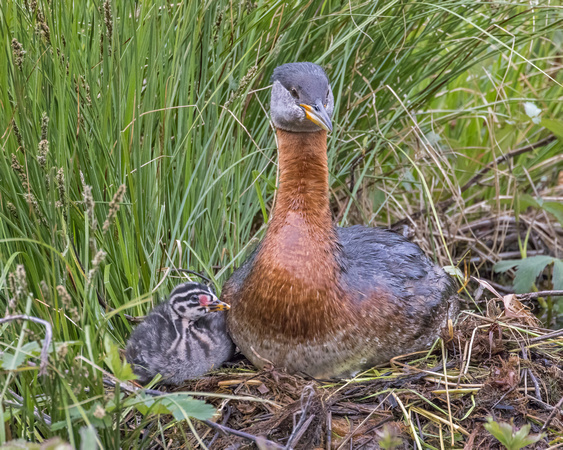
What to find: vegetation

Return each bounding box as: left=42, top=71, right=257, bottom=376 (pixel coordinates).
left=1, top=0, right=562, bottom=448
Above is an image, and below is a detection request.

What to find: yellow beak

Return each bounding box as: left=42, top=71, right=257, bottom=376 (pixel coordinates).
left=300, top=103, right=332, bottom=132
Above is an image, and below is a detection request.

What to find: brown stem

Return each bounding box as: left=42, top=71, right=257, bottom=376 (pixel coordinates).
left=517, top=290, right=563, bottom=301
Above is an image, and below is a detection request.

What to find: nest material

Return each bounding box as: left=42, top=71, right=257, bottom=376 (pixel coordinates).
left=146, top=292, right=563, bottom=450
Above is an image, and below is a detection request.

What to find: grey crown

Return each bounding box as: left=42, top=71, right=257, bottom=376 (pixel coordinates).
left=125, top=282, right=235, bottom=385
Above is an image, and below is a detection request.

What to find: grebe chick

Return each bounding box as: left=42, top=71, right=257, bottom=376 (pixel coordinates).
left=126, top=282, right=234, bottom=385
left=223, top=62, right=459, bottom=379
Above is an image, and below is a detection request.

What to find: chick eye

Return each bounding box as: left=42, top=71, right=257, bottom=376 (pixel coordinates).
left=290, top=88, right=299, bottom=99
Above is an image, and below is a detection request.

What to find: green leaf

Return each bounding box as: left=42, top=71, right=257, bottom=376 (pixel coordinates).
left=542, top=202, right=563, bottom=226
left=493, top=260, right=521, bottom=274
left=103, top=335, right=136, bottom=382
left=513, top=256, right=555, bottom=293
left=0, top=342, right=41, bottom=370
left=552, top=259, right=563, bottom=291
left=79, top=426, right=99, bottom=450
left=541, top=118, right=563, bottom=140
left=124, top=393, right=215, bottom=420
left=156, top=394, right=215, bottom=421
left=484, top=417, right=545, bottom=450
left=0, top=438, right=72, bottom=450
left=0, top=440, right=40, bottom=450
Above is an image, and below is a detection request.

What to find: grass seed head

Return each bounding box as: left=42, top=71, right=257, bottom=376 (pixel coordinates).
left=225, top=66, right=258, bottom=109
left=102, top=184, right=126, bottom=234
left=11, top=120, right=25, bottom=152
left=15, top=265, right=29, bottom=301
left=87, top=249, right=107, bottom=287
left=41, top=111, right=49, bottom=140
left=33, top=7, right=51, bottom=45
left=7, top=272, right=17, bottom=314
left=56, top=167, right=66, bottom=205
left=56, top=285, right=79, bottom=322
left=40, top=280, right=50, bottom=302
left=24, top=193, right=45, bottom=223
left=82, top=183, right=97, bottom=231
left=37, top=140, right=49, bottom=169
left=11, top=38, right=26, bottom=69
left=11, top=154, right=28, bottom=189
left=56, top=285, right=71, bottom=307
left=7, top=202, right=18, bottom=219
left=102, top=0, right=113, bottom=55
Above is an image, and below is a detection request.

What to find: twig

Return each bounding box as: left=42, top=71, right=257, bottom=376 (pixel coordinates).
left=392, top=134, right=557, bottom=226
left=521, top=344, right=542, bottom=402
left=326, top=410, right=332, bottom=450
left=541, top=395, right=563, bottom=432
left=7, top=389, right=52, bottom=425
left=285, top=384, right=315, bottom=449
left=164, top=268, right=211, bottom=284
left=0, top=315, right=52, bottom=375
left=529, top=328, right=563, bottom=343
left=202, top=419, right=283, bottom=449
left=207, top=405, right=232, bottom=448
left=518, top=290, right=563, bottom=301
left=336, top=392, right=392, bottom=450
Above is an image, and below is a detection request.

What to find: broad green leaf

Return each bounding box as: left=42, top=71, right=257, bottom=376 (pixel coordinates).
left=553, top=259, right=563, bottom=291
left=156, top=394, right=215, bottom=421
left=79, top=426, right=99, bottom=450
left=483, top=417, right=541, bottom=450
left=103, top=335, right=136, bottom=381
left=0, top=438, right=72, bottom=450
left=493, top=260, right=521, bottom=274
left=125, top=393, right=170, bottom=416
left=542, top=202, right=563, bottom=226
left=0, top=342, right=41, bottom=370
left=513, top=256, right=555, bottom=294
left=541, top=118, right=563, bottom=140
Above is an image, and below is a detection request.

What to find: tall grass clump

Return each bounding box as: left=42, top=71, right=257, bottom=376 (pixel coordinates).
left=1, top=0, right=562, bottom=447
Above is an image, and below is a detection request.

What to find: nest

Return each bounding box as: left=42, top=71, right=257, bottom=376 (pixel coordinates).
left=138, top=290, right=563, bottom=450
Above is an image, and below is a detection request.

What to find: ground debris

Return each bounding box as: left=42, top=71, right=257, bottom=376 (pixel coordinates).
left=130, top=296, right=563, bottom=449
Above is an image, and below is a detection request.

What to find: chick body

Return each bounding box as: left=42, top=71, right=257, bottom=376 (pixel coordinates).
left=126, top=282, right=234, bottom=385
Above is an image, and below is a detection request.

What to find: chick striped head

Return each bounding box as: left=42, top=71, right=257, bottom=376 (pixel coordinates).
left=169, top=282, right=230, bottom=320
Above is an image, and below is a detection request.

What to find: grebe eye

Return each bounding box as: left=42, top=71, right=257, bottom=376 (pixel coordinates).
left=290, top=88, right=299, bottom=99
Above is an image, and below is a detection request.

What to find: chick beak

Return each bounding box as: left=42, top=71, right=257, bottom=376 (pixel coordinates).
left=300, top=101, right=332, bottom=132
left=207, top=299, right=231, bottom=312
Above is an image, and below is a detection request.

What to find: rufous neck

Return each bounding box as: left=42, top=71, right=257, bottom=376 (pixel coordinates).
left=271, top=129, right=332, bottom=229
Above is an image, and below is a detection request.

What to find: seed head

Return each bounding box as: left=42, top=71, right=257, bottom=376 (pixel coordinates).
left=102, top=184, right=126, bottom=234
left=41, top=112, right=49, bottom=141
left=93, top=404, right=106, bottom=419
left=56, top=167, right=66, bottom=203
left=56, top=285, right=72, bottom=308
left=7, top=202, right=18, bottom=218
left=11, top=154, right=28, bottom=188
left=37, top=140, right=49, bottom=169
left=11, top=38, right=26, bottom=69
left=11, top=120, right=25, bottom=152
left=87, top=249, right=107, bottom=287
left=225, top=66, right=257, bottom=109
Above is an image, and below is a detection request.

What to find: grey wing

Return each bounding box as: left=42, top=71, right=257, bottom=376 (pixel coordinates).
left=337, top=226, right=457, bottom=317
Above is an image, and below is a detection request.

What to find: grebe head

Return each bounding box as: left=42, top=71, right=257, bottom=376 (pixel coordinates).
left=270, top=62, right=334, bottom=133
left=169, top=282, right=230, bottom=321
